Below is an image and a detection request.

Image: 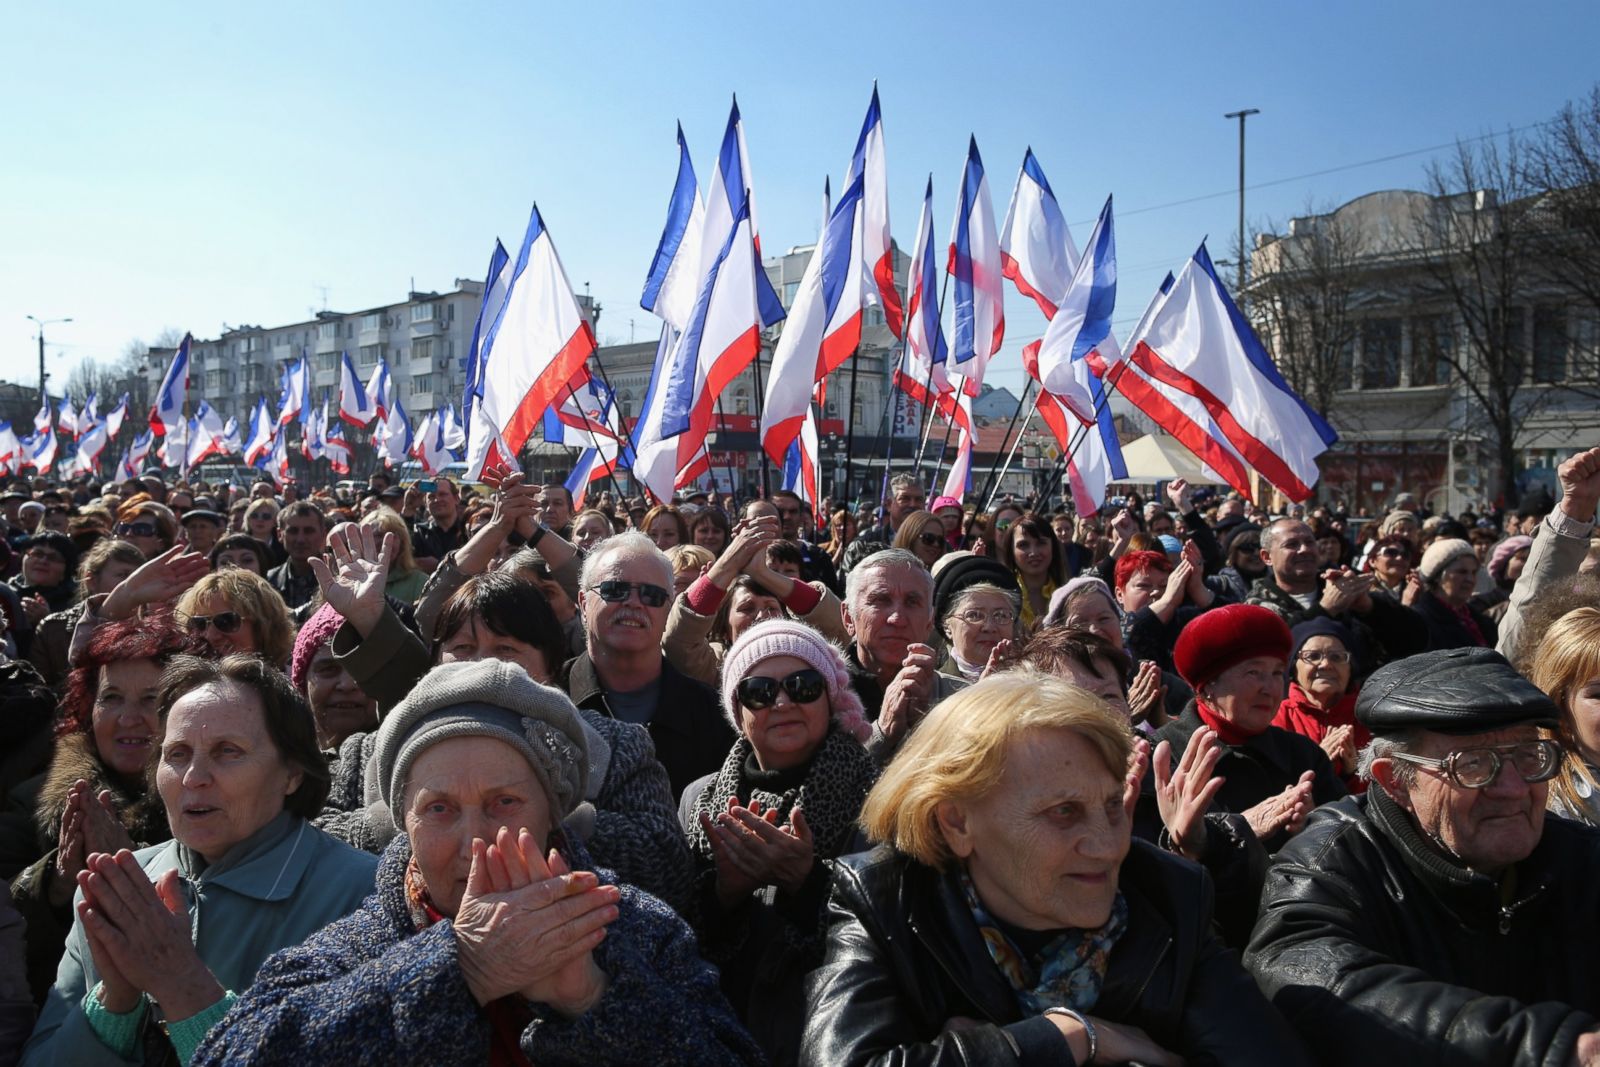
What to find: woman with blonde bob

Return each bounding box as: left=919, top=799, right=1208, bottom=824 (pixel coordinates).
left=801, top=670, right=1307, bottom=1067
left=1530, top=606, right=1600, bottom=825
left=358, top=506, right=426, bottom=604
left=174, top=568, right=296, bottom=667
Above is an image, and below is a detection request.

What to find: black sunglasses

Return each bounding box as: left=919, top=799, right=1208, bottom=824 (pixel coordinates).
left=183, top=611, right=243, bottom=635
left=591, top=580, right=670, bottom=608
left=115, top=522, right=158, bottom=538
left=735, top=668, right=827, bottom=710
left=917, top=531, right=945, bottom=549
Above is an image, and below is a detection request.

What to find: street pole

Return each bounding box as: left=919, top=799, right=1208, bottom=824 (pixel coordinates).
left=27, top=315, right=73, bottom=406
left=1224, top=108, right=1260, bottom=302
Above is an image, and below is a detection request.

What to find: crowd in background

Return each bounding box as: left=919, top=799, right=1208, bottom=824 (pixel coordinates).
left=2, top=452, right=1600, bottom=1065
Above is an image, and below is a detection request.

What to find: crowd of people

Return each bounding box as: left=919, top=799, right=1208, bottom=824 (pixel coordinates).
left=1, top=450, right=1599, bottom=1065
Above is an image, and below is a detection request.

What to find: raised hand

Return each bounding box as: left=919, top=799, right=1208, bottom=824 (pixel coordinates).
left=1127, top=660, right=1167, bottom=726
left=1123, top=738, right=1151, bottom=821
left=879, top=643, right=940, bottom=743
left=1558, top=446, right=1600, bottom=524
left=1153, top=731, right=1227, bottom=862
left=1320, top=724, right=1357, bottom=774
left=310, top=523, right=396, bottom=638
left=1165, top=477, right=1194, bottom=515
left=102, top=545, right=210, bottom=622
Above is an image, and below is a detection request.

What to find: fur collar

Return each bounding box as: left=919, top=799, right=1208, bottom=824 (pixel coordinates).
left=35, top=731, right=169, bottom=850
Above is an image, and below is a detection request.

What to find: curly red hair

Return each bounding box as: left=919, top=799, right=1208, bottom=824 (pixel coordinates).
left=57, top=611, right=204, bottom=737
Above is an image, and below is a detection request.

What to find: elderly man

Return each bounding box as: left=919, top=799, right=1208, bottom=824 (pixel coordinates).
left=179, top=508, right=226, bottom=558
left=842, top=548, right=966, bottom=763
left=1248, top=516, right=1426, bottom=669
left=267, top=501, right=328, bottom=610
left=557, top=530, right=732, bottom=797
left=1246, top=648, right=1600, bottom=1066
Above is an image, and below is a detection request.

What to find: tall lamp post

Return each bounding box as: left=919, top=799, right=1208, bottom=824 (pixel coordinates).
left=26, top=315, right=73, bottom=405
left=1223, top=108, right=1260, bottom=302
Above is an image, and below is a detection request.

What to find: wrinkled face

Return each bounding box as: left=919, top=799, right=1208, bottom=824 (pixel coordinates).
left=1057, top=655, right=1131, bottom=720
left=186, top=591, right=259, bottom=657
left=89, top=559, right=138, bottom=597
left=944, top=589, right=1015, bottom=667
left=247, top=508, right=278, bottom=540
left=1011, top=530, right=1052, bottom=579
left=890, top=485, right=926, bottom=525
left=646, top=515, right=681, bottom=550
left=572, top=512, right=613, bottom=553
left=91, top=658, right=163, bottom=777
left=1115, top=568, right=1167, bottom=616
left=844, top=565, right=933, bottom=673
left=1389, top=518, right=1419, bottom=543
left=1263, top=521, right=1320, bottom=588
left=943, top=728, right=1130, bottom=931
left=438, top=615, right=552, bottom=684
left=737, top=653, right=831, bottom=771
left=1203, top=655, right=1287, bottom=734
left=1437, top=555, right=1480, bottom=606
left=157, top=681, right=301, bottom=866
left=1372, top=543, right=1411, bottom=584
left=22, top=544, right=66, bottom=587
left=539, top=487, right=571, bottom=530
left=1294, top=634, right=1351, bottom=705
left=304, top=643, right=378, bottom=749
left=215, top=547, right=263, bottom=576
left=1062, top=590, right=1123, bottom=650
left=183, top=519, right=222, bottom=557
left=726, top=585, right=783, bottom=644
left=580, top=552, right=671, bottom=656
left=1568, top=675, right=1600, bottom=762
left=404, top=737, right=551, bottom=917
left=1387, top=726, right=1547, bottom=875
left=280, top=514, right=326, bottom=565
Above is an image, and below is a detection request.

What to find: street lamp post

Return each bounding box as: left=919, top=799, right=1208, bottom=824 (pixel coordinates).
left=1223, top=108, right=1260, bottom=301
left=26, top=315, right=73, bottom=405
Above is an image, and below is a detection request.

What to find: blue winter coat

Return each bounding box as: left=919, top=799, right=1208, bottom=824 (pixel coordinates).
left=191, top=832, right=764, bottom=1066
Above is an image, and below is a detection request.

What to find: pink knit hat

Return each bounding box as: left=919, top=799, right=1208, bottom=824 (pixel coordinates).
left=718, top=618, right=871, bottom=743
left=291, top=602, right=346, bottom=692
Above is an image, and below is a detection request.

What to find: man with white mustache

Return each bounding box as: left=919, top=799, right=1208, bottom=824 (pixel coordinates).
left=558, top=531, right=734, bottom=798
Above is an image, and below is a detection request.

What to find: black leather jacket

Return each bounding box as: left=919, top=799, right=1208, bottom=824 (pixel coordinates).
left=801, top=840, right=1308, bottom=1066
left=1246, top=790, right=1600, bottom=1066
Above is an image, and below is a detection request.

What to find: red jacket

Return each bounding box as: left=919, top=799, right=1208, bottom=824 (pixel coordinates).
left=1273, top=683, right=1370, bottom=793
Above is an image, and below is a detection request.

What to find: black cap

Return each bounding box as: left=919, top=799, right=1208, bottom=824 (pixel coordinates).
left=179, top=509, right=225, bottom=527
left=1356, top=647, right=1558, bottom=736
left=933, top=555, right=1019, bottom=622
left=378, top=485, right=404, bottom=500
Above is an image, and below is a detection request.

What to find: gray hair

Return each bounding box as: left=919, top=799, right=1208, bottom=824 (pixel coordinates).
left=579, top=529, right=673, bottom=592
left=887, top=473, right=921, bottom=496
left=845, top=547, right=935, bottom=612
left=1356, top=729, right=1422, bottom=790
left=945, top=581, right=1022, bottom=623
left=1260, top=517, right=1308, bottom=554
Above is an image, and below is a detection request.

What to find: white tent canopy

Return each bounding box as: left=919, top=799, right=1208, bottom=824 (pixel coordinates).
left=1114, top=434, right=1229, bottom=486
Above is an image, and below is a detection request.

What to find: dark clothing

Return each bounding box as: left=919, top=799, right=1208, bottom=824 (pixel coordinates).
left=266, top=559, right=319, bottom=610
left=1246, top=790, right=1600, bottom=1067
left=1211, top=564, right=1262, bottom=604
left=558, top=652, right=735, bottom=800
left=409, top=515, right=467, bottom=563
left=802, top=840, right=1310, bottom=1066
left=1179, top=508, right=1224, bottom=575
left=1153, top=703, right=1346, bottom=854
left=1246, top=573, right=1428, bottom=671
left=1412, top=589, right=1499, bottom=651
left=6, top=577, right=75, bottom=617
left=796, top=539, right=843, bottom=596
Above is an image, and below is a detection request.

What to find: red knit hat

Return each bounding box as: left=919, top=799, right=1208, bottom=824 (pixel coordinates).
left=1173, top=604, right=1292, bottom=691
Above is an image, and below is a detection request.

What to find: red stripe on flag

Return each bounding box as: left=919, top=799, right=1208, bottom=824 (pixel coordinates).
left=817, top=311, right=863, bottom=380
left=673, top=326, right=762, bottom=475
left=1001, top=252, right=1060, bottom=320
left=500, top=323, right=598, bottom=456
left=763, top=414, right=805, bottom=469
left=873, top=251, right=905, bottom=339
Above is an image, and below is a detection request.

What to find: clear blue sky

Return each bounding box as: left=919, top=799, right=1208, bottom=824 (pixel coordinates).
left=3, top=1, right=1595, bottom=400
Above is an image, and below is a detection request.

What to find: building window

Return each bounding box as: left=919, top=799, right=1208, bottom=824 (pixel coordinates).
left=734, top=389, right=750, bottom=416
left=1360, top=318, right=1401, bottom=389
left=412, top=374, right=433, bottom=395
left=1335, top=337, right=1355, bottom=391
left=1533, top=306, right=1567, bottom=384
left=317, top=321, right=338, bottom=340
left=205, top=370, right=228, bottom=391
left=864, top=305, right=884, bottom=327
left=783, top=281, right=800, bottom=306
left=362, top=312, right=382, bottom=331
left=317, top=353, right=338, bottom=372
left=1409, top=315, right=1452, bottom=386
left=359, top=343, right=384, bottom=366
left=411, top=303, right=435, bottom=323
left=620, top=392, right=634, bottom=420
left=413, top=337, right=434, bottom=363
left=243, top=366, right=263, bottom=391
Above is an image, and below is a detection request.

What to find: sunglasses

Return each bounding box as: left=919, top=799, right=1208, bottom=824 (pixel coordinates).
left=917, top=531, right=945, bottom=549
left=735, top=668, right=827, bottom=710
left=115, top=522, right=158, bottom=538
left=590, top=580, right=670, bottom=608
left=1377, top=547, right=1409, bottom=560
left=183, top=611, right=244, bottom=635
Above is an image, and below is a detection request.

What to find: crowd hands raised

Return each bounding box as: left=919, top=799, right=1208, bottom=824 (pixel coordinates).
left=0, top=451, right=1598, bottom=1064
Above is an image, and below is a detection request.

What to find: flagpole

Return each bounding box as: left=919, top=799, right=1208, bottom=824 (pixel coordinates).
left=748, top=347, right=772, bottom=497
left=929, top=397, right=960, bottom=496
left=1038, top=357, right=1134, bottom=508
left=982, top=399, right=1038, bottom=512
left=913, top=265, right=954, bottom=481
left=841, top=346, right=861, bottom=504
left=713, top=394, right=739, bottom=498
left=564, top=384, right=626, bottom=501
left=973, top=378, right=1033, bottom=512
left=586, top=348, right=641, bottom=479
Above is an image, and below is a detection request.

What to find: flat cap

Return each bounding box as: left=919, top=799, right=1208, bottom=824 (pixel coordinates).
left=1356, top=647, right=1558, bottom=736
left=179, top=508, right=225, bottom=526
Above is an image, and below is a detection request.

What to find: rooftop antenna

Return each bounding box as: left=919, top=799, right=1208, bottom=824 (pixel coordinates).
left=312, top=282, right=330, bottom=310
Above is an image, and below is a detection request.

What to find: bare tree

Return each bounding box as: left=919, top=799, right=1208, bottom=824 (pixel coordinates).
left=1528, top=84, right=1600, bottom=340
left=1247, top=201, right=1369, bottom=424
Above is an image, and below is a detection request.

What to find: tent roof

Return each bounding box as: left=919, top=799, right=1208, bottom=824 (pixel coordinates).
left=1115, top=434, right=1229, bottom=485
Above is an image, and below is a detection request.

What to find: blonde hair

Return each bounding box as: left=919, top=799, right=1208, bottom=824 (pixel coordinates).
left=860, top=669, right=1133, bottom=868
left=360, top=506, right=418, bottom=577
left=667, top=543, right=715, bottom=576
left=1530, top=606, right=1600, bottom=812
left=176, top=568, right=296, bottom=668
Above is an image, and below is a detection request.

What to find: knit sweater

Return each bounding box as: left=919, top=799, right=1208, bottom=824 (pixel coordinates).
left=190, top=834, right=764, bottom=1067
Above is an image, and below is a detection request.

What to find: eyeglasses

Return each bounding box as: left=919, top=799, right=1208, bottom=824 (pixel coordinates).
left=182, top=611, right=244, bottom=635
left=115, top=522, right=158, bottom=538
left=1376, top=547, right=1409, bottom=560
left=25, top=548, right=64, bottom=564
left=1297, top=649, right=1351, bottom=665
left=735, top=668, right=827, bottom=710
left=917, top=531, right=945, bottom=549
left=1388, top=740, right=1562, bottom=789
left=958, top=608, right=1016, bottom=627
left=590, top=580, right=670, bottom=608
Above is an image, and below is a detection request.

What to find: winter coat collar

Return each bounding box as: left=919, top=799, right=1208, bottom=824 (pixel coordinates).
left=172, top=810, right=320, bottom=902
left=37, top=730, right=168, bottom=848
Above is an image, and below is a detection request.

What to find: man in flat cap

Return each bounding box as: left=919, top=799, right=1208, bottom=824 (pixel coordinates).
left=1245, top=647, right=1600, bottom=1066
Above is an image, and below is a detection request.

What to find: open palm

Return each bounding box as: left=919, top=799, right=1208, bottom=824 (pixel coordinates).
left=310, top=524, right=394, bottom=634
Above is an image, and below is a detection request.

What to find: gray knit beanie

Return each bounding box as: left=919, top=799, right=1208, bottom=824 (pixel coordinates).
left=373, top=659, right=590, bottom=820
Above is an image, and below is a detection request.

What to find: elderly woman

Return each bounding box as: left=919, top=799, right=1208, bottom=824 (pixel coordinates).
left=642, top=504, right=689, bottom=551
left=1046, top=574, right=1190, bottom=726
left=12, top=532, right=80, bottom=617
left=6, top=615, right=198, bottom=1003
left=1530, top=607, right=1600, bottom=825
left=1364, top=533, right=1419, bottom=603
left=358, top=507, right=426, bottom=604
left=1272, top=619, right=1370, bottom=794
left=21, top=654, right=376, bottom=1066
left=932, top=556, right=1021, bottom=682
left=996, top=514, right=1067, bottom=632
left=208, top=534, right=273, bottom=576
left=802, top=670, right=1308, bottom=1066
left=1412, top=537, right=1498, bottom=650
left=175, top=568, right=296, bottom=666
left=1473, top=533, right=1532, bottom=625
left=310, top=524, right=696, bottom=917
left=290, top=604, right=379, bottom=752
left=571, top=508, right=616, bottom=554
left=190, top=660, right=761, bottom=1066
left=892, top=510, right=947, bottom=570
left=680, top=620, right=876, bottom=1062
left=26, top=540, right=144, bottom=688
left=1155, top=604, right=1345, bottom=854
